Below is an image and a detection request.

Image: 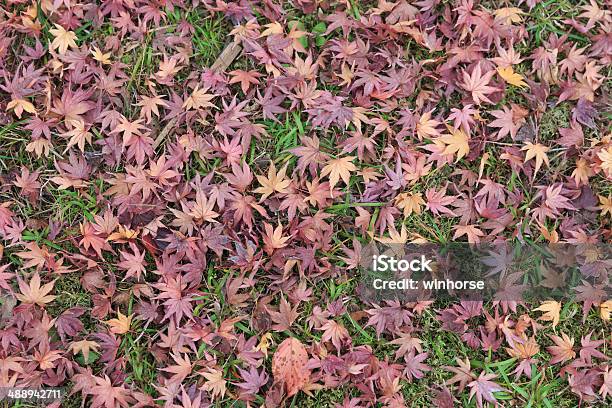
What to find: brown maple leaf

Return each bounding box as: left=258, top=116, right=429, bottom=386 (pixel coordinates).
left=268, top=296, right=299, bottom=331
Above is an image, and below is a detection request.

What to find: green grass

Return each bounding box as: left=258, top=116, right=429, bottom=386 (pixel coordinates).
left=525, top=0, right=591, bottom=46
left=538, top=103, right=571, bottom=144
left=186, top=11, right=228, bottom=67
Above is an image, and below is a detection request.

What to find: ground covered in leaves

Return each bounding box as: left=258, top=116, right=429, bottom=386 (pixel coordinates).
left=0, top=0, right=611, bottom=407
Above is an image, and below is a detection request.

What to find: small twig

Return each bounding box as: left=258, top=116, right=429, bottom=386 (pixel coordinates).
left=152, top=42, right=243, bottom=149
left=152, top=117, right=178, bottom=150
left=210, top=42, right=242, bottom=72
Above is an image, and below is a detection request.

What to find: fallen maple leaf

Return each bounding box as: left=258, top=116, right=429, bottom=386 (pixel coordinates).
left=15, top=272, right=56, bottom=306
left=468, top=372, right=507, bottom=408
left=6, top=98, right=36, bottom=118
left=34, top=343, right=63, bottom=370
left=494, top=7, right=524, bottom=24
left=15, top=242, right=50, bottom=269
left=260, top=21, right=283, bottom=37
left=182, top=85, right=215, bottom=111
left=91, top=47, right=112, bottom=65
left=111, top=116, right=147, bottom=146
left=436, top=125, right=470, bottom=162
left=49, top=24, right=78, bottom=54
left=254, top=161, right=291, bottom=201
left=200, top=367, right=227, bottom=400
left=229, top=70, right=262, bottom=93
left=105, top=310, right=133, bottom=335
left=320, top=156, right=357, bottom=190
left=600, top=299, right=612, bottom=321
left=263, top=222, right=291, bottom=254
left=489, top=106, right=524, bottom=140
left=533, top=300, right=561, bottom=327
left=394, top=192, right=425, bottom=217
left=547, top=332, right=576, bottom=364
left=91, top=375, right=135, bottom=408
left=453, top=224, right=485, bottom=243
left=425, top=187, right=457, bottom=216
left=416, top=110, right=442, bottom=140
left=188, top=190, right=220, bottom=224
left=272, top=337, right=311, bottom=397
left=497, top=66, right=528, bottom=88
left=521, top=142, right=550, bottom=176
left=70, top=339, right=100, bottom=362
left=268, top=295, right=299, bottom=331
left=319, top=319, right=349, bottom=350
left=256, top=333, right=273, bottom=357
left=162, top=353, right=193, bottom=384
left=598, top=146, right=612, bottom=176
left=459, top=63, right=498, bottom=105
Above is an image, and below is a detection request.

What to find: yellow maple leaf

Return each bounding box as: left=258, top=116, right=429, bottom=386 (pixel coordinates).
left=49, top=24, right=77, bottom=54
left=375, top=224, right=409, bottom=244
left=600, top=300, right=612, bottom=321
left=254, top=161, right=291, bottom=201
left=6, top=98, right=36, bottom=118
left=91, top=47, right=112, bottom=65
left=26, top=137, right=51, bottom=158
left=437, top=125, right=470, bottom=162
left=497, top=66, right=528, bottom=88
left=64, top=120, right=92, bottom=152
left=597, top=146, right=612, bottom=176
left=182, top=85, right=215, bottom=111
left=105, top=310, right=133, bottom=334
left=478, top=152, right=490, bottom=181
left=70, top=339, right=100, bottom=362
left=533, top=300, right=561, bottom=328
left=260, top=21, right=283, bottom=37
left=521, top=142, right=550, bottom=176
left=255, top=332, right=274, bottom=357
left=320, top=156, right=357, bottom=190
left=394, top=192, right=425, bottom=217
left=571, top=158, right=593, bottom=186
left=598, top=195, right=612, bottom=217
left=494, top=7, right=525, bottom=25
left=416, top=110, right=441, bottom=140
left=337, top=62, right=354, bottom=87
left=538, top=224, right=559, bottom=243
left=107, top=225, right=139, bottom=242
